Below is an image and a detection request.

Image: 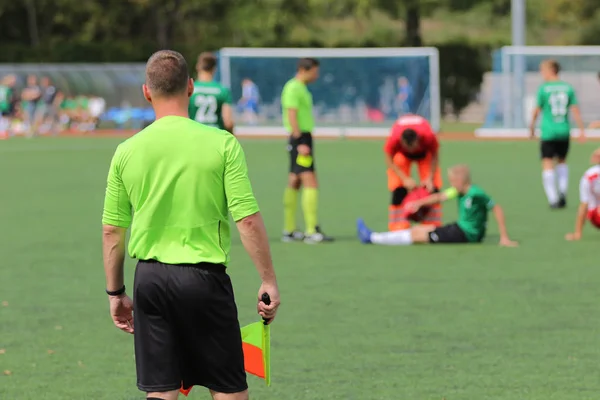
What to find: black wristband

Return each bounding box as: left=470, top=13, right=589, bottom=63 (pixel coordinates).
left=106, top=285, right=126, bottom=296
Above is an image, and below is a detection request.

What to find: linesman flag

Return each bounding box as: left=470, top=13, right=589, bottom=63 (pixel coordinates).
left=180, top=294, right=272, bottom=396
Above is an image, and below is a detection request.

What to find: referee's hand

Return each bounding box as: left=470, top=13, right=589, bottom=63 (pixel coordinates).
left=257, top=283, right=280, bottom=324
left=109, top=295, right=134, bottom=334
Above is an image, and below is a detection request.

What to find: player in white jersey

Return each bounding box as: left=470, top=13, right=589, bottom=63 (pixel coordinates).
left=565, top=148, right=600, bottom=240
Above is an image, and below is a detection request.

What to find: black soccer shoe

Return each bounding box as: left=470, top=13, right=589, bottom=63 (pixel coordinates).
left=558, top=194, right=566, bottom=208
left=303, top=226, right=335, bottom=244
left=282, top=231, right=305, bottom=243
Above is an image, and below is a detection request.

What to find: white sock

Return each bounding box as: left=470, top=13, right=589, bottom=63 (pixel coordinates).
left=371, top=229, right=413, bottom=245
left=542, top=170, right=558, bottom=204
left=555, top=164, right=568, bottom=195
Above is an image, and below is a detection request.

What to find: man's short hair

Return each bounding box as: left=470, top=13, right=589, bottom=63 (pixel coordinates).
left=197, top=52, right=218, bottom=72
left=401, top=128, right=418, bottom=146
left=543, top=59, right=560, bottom=74
left=298, top=58, right=320, bottom=71
left=145, top=50, right=189, bottom=97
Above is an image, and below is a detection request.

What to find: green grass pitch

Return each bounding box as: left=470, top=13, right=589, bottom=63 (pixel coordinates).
left=1, top=137, right=600, bottom=400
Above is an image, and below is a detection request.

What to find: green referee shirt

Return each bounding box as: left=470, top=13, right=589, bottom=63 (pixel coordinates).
left=102, top=115, right=260, bottom=265
left=281, top=78, right=314, bottom=133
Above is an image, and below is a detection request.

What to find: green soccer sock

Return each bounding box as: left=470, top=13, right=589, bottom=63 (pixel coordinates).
left=302, top=187, right=319, bottom=235
left=283, top=187, right=299, bottom=233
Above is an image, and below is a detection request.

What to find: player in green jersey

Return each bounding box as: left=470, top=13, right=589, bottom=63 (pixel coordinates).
left=357, top=165, right=518, bottom=247
left=281, top=57, right=334, bottom=244
left=0, top=75, right=17, bottom=134
left=530, top=59, right=585, bottom=209
left=188, top=52, right=234, bottom=133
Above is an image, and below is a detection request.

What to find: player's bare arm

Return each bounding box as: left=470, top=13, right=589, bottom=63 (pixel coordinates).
left=221, top=103, right=234, bottom=134
left=406, top=191, right=447, bottom=214
left=529, top=107, right=540, bottom=138
left=492, top=205, right=518, bottom=247
left=236, top=212, right=280, bottom=322
left=425, top=150, right=439, bottom=190
left=570, top=105, right=585, bottom=141
left=565, top=202, right=588, bottom=241
left=288, top=108, right=309, bottom=156
left=384, top=152, right=414, bottom=188
left=102, top=224, right=134, bottom=334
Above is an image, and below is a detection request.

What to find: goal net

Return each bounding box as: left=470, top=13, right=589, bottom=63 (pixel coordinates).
left=477, top=46, right=600, bottom=137
left=217, top=47, right=440, bottom=137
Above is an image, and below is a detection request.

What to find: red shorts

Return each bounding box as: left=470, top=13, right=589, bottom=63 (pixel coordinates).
left=588, top=208, right=600, bottom=228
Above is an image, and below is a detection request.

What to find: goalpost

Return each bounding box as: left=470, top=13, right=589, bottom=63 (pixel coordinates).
left=477, top=46, right=600, bottom=138
left=217, top=47, right=440, bottom=137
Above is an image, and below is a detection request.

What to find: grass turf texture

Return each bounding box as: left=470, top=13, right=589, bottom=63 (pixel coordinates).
left=1, top=137, right=599, bottom=400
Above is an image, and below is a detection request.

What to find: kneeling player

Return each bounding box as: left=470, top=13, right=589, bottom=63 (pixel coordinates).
left=358, top=165, right=518, bottom=247
left=385, top=114, right=443, bottom=231
left=565, top=149, right=600, bottom=241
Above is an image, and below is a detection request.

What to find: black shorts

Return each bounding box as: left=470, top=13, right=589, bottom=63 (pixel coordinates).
left=134, top=260, right=247, bottom=394
left=288, top=132, right=315, bottom=174
left=428, top=223, right=469, bottom=244
left=540, top=140, right=570, bottom=159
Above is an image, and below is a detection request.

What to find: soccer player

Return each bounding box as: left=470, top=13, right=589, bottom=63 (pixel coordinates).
left=357, top=165, right=518, bottom=247
left=102, top=50, right=280, bottom=400
left=281, top=57, right=334, bottom=243
left=385, top=114, right=443, bottom=231
left=529, top=59, right=585, bottom=209
left=188, top=52, right=234, bottom=133
left=565, top=148, right=600, bottom=241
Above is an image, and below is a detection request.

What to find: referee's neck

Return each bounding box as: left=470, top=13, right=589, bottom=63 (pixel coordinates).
left=152, top=98, right=190, bottom=120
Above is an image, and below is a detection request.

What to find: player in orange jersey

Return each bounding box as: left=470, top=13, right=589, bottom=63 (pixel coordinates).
left=384, top=114, right=442, bottom=231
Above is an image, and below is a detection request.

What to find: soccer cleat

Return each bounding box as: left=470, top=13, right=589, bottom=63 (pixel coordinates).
left=550, top=202, right=562, bottom=209
left=282, top=231, right=305, bottom=242
left=303, top=226, right=334, bottom=244
left=558, top=194, right=567, bottom=208
left=356, top=218, right=372, bottom=244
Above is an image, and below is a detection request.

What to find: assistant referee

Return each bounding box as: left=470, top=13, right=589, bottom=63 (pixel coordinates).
left=101, top=50, right=280, bottom=400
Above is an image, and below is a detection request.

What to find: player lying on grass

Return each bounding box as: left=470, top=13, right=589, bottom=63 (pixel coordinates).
left=566, top=148, right=600, bottom=241
left=357, top=165, right=518, bottom=247
left=385, top=114, right=443, bottom=231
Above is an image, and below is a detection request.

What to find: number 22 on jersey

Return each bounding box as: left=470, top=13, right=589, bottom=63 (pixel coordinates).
left=194, top=94, right=218, bottom=124
left=548, top=91, right=569, bottom=118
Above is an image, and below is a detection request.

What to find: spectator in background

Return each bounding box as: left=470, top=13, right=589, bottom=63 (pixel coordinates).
left=21, top=75, right=42, bottom=136
left=88, top=95, right=106, bottom=129
left=58, top=94, right=77, bottom=132
left=34, top=76, right=58, bottom=135
left=590, top=72, right=600, bottom=129
left=396, top=76, right=413, bottom=116
left=238, top=78, right=260, bottom=125
left=0, top=74, right=17, bottom=136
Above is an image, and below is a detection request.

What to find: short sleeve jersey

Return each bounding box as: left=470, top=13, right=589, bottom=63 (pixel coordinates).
left=384, top=115, right=439, bottom=158
left=188, top=81, right=232, bottom=130
left=536, top=81, right=577, bottom=140
left=77, top=96, right=89, bottom=110
left=445, top=185, right=495, bottom=243
left=579, top=165, right=600, bottom=210
left=0, top=85, right=13, bottom=112
left=281, top=78, right=314, bottom=133
left=102, top=116, right=259, bottom=265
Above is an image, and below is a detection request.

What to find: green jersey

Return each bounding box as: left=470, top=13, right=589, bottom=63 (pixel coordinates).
left=102, top=116, right=259, bottom=265
left=536, top=81, right=577, bottom=140
left=188, top=81, right=232, bottom=130
left=0, top=85, right=13, bottom=112
left=61, top=99, right=77, bottom=110
left=281, top=78, right=314, bottom=133
left=76, top=96, right=89, bottom=110
left=445, top=185, right=495, bottom=243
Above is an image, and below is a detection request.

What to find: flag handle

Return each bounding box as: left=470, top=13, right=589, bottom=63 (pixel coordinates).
left=261, top=293, right=271, bottom=325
